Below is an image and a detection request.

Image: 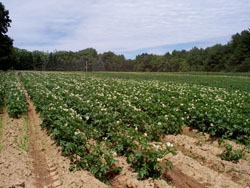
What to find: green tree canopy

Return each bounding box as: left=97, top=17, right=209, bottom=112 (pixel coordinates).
left=0, top=2, right=11, bottom=35
left=0, top=2, right=13, bottom=70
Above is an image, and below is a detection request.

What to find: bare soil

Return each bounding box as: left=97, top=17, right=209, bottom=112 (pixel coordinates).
left=0, top=108, right=35, bottom=188
left=111, top=157, right=172, bottom=188
left=1, top=90, right=249, bottom=187
left=26, top=92, right=109, bottom=188
left=164, top=127, right=250, bottom=188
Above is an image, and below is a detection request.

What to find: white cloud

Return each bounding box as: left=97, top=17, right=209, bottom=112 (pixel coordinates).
left=2, top=0, right=250, bottom=55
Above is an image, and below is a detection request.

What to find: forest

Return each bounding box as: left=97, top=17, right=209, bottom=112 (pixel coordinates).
left=1, top=2, right=250, bottom=72
left=3, top=29, right=249, bottom=72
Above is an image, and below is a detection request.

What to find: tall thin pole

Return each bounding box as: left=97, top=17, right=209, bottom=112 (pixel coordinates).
left=86, top=61, right=88, bottom=72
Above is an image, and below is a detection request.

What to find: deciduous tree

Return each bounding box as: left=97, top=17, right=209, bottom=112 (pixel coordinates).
left=0, top=2, right=13, bottom=70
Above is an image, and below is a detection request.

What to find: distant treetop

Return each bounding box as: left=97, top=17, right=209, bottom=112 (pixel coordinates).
left=0, top=2, right=12, bottom=35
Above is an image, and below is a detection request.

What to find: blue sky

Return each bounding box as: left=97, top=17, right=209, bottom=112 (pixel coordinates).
left=2, top=0, right=250, bottom=59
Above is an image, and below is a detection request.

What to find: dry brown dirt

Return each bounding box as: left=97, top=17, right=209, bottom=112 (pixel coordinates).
left=26, top=91, right=109, bottom=188
left=0, top=108, right=35, bottom=188
left=164, top=127, right=250, bottom=188
left=1, top=86, right=249, bottom=187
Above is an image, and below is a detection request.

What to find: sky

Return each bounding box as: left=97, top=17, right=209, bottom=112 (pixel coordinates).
left=2, top=0, right=250, bottom=59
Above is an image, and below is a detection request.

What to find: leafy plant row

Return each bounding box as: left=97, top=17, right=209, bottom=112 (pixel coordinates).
left=19, top=71, right=250, bottom=182
left=93, top=72, right=250, bottom=92
left=19, top=72, right=175, bottom=184
left=0, top=72, right=27, bottom=118
left=68, top=72, right=250, bottom=145
left=221, top=144, right=244, bottom=162
left=0, top=73, right=5, bottom=112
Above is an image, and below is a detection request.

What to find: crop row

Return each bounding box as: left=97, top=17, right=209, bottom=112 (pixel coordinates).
left=19, top=71, right=250, bottom=183
left=94, top=72, right=250, bottom=92
left=67, top=72, right=249, bottom=145
left=0, top=73, right=5, bottom=111
left=19, top=72, right=175, bottom=184
left=0, top=72, right=27, bottom=118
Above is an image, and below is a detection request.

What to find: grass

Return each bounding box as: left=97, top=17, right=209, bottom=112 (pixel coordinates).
left=195, top=132, right=205, bottom=138
left=182, top=151, right=198, bottom=160
left=0, top=116, right=3, bottom=153
left=17, top=115, right=29, bottom=152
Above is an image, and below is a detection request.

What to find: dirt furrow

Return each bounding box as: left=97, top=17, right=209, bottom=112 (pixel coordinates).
left=111, top=157, right=174, bottom=188
left=164, top=133, right=250, bottom=187
left=7, top=75, right=248, bottom=188
left=182, top=126, right=250, bottom=161
left=0, top=108, right=35, bottom=188
left=164, top=166, right=208, bottom=188
left=166, top=150, right=244, bottom=188
left=24, top=88, right=109, bottom=188
left=27, top=97, right=56, bottom=188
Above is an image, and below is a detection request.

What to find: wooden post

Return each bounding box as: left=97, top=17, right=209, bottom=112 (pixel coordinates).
left=86, top=61, right=88, bottom=72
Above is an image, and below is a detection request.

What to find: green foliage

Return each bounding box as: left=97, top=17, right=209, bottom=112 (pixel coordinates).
left=19, top=71, right=180, bottom=183
left=77, top=48, right=98, bottom=63
left=9, top=29, right=250, bottom=72
left=0, top=2, right=11, bottom=35
left=18, top=71, right=250, bottom=183
left=1, top=25, right=250, bottom=72
left=95, top=72, right=250, bottom=92
left=101, top=51, right=126, bottom=71
left=235, top=57, right=250, bottom=72
left=1, top=72, right=27, bottom=118
left=0, top=2, right=13, bottom=70
left=220, top=144, right=244, bottom=162
left=127, top=144, right=175, bottom=179
left=12, top=48, right=34, bottom=70
left=0, top=73, right=5, bottom=111
left=204, top=44, right=227, bottom=71
left=186, top=47, right=205, bottom=71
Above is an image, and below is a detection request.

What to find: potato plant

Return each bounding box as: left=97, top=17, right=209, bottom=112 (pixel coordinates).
left=1, top=72, right=27, bottom=118
left=220, top=144, right=244, bottom=162
left=0, top=73, right=5, bottom=111
left=19, top=71, right=250, bottom=183
left=20, top=72, right=176, bottom=184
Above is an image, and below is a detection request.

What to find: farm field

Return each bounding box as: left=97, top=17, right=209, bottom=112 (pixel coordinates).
left=0, top=71, right=250, bottom=188
left=92, top=72, right=250, bottom=92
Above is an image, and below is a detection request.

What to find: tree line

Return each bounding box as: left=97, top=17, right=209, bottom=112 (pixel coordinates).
left=1, top=2, right=249, bottom=72
left=9, top=29, right=250, bottom=72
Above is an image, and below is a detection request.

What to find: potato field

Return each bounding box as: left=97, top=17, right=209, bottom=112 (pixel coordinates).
left=0, top=71, right=249, bottom=188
